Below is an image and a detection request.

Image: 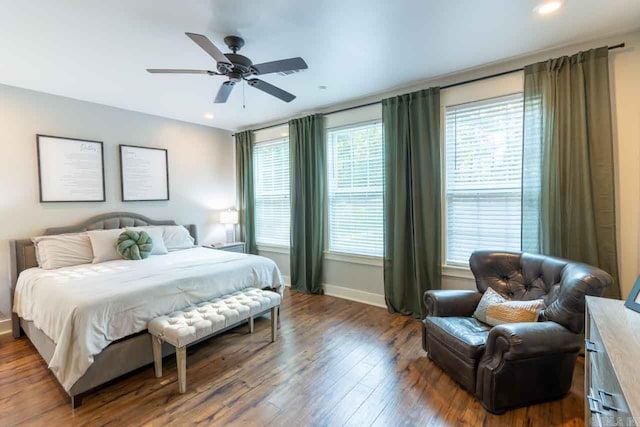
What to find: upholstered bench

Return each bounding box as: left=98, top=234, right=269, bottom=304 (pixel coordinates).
left=148, top=288, right=281, bottom=393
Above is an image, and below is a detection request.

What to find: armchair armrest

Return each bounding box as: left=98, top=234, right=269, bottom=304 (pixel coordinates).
left=423, top=290, right=482, bottom=318
left=483, top=321, right=582, bottom=363
left=477, top=321, right=582, bottom=412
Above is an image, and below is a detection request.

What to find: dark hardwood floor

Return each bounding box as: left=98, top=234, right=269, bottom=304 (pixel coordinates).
left=0, top=289, right=584, bottom=426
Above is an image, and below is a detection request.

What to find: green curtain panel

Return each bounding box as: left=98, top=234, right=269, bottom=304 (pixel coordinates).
left=383, top=87, right=442, bottom=318
left=235, top=130, right=257, bottom=254
left=289, top=115, right=325, bottom=294
left=522, top=47, right=620, bottom=298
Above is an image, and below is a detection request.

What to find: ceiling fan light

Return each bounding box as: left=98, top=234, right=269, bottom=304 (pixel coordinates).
left=535, top=1, right=563, bottom=15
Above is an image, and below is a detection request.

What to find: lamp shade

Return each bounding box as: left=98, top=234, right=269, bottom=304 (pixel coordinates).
left=220, top=209, right=239, bottom=225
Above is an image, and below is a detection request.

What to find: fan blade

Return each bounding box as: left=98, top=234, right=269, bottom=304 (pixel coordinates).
left=215, top=81, right=235, bottom=103
left=251, top=57, right=308, bottom=75
left=147, top=69, right=217, bottom=75
left=185, top=32, right=233, bottom=69
left=247, top=79, right=295, bottom=102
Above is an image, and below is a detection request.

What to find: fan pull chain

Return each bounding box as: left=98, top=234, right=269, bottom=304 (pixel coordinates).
left=242, top=80, right=246, bottom=109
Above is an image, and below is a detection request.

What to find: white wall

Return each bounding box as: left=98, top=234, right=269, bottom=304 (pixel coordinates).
left=0, top=83, right=235, bottom=318
left=250, top=30, right=640, bottom=303
left=609, top=32, right=640, bottom=300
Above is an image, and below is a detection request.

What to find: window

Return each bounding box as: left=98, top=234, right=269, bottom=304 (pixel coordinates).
left=326, top=121, right=383, bottom=257
left=253, top=138, right=290, bottom=246
left=445, top=94, right=523, bottom=266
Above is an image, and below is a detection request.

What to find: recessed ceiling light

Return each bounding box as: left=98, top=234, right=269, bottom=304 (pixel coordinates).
left=204, top=113, right=214, bottom=119
left=535, top=1, right=563, bottom=15
left=318, top=85, right=328, bottom=90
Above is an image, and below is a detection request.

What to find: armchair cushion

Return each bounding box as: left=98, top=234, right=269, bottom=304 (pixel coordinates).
left=424, top=290, right=482, bottom=318
left=425, top=317, right=491, bottom=360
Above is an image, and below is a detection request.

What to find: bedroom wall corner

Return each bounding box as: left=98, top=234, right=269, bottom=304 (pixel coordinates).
left=0, top=83, right=236, bottom=319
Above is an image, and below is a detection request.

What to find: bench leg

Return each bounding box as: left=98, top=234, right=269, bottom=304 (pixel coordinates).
left=152, top=336, right=163, bottom=378
left=271, top=306, right=278, bottom=343
left=176, top=346, right=187, bottom=393
left=248, top=316, right=254, bottom=334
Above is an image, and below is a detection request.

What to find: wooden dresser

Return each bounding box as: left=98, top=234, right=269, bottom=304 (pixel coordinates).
left=585, top=296, right=640, bottom=426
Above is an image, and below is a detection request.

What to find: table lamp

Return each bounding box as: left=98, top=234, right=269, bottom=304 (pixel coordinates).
left=220, top=209, right=239, bottom=243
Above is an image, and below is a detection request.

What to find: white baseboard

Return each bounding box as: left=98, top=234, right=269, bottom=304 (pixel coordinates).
left=323, top=284, right=386, bottom=308
left=281, top=275, right=386, bottom=309
left=0, top=319, right=11, bottom=335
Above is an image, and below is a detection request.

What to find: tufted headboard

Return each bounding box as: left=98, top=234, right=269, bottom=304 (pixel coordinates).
left=9, top=212, right=198, bottom=331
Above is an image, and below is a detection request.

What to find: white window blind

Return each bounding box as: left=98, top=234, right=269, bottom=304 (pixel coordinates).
left=327, top=121, right=383, bottom=257
left=253, top=138, right=290, bottom=246
left=445, top=94, right=523, bottom=266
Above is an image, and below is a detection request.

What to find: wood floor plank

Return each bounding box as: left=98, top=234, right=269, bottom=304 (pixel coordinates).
left=0, top=289, right=585, bottom=426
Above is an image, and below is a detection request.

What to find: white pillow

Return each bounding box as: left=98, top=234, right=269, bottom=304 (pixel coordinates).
left=473, top=288, right=545, bottom=326
left=163, top=225, right=195, bottom=251
left=126, top=226, right=168, bottom=255
left=87, top=229, right=125, bottom=263
left=32, top=233, right=94, bottom=270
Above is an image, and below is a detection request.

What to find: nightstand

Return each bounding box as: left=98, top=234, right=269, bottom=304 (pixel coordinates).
left=203, top=242, right=246, bottom=253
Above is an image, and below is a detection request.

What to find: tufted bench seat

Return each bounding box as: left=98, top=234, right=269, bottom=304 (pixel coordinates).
left=148, top=288, right=281, bottom=393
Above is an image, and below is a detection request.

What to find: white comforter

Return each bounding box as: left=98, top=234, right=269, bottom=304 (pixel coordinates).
left=13, top=247, right=284, bottom=391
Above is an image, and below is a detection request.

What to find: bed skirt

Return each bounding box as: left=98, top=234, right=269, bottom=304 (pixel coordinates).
left=20, top=318, right=176, bottom=406
left=19, top=310, right=273, bottom=407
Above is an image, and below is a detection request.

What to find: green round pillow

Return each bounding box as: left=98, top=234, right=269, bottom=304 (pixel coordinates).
left=116, top=230, right=153, bottom=260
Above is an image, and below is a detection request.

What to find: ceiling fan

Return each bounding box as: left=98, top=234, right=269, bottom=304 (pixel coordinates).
left=147, top=33, right=308, bottom=103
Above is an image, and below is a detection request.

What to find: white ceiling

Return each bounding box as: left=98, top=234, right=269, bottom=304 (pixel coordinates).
left=1, top=0, right=639, bottom=131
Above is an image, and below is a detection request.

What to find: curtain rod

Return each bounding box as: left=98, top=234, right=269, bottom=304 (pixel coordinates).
left=234, top=42, right=625, bottom=136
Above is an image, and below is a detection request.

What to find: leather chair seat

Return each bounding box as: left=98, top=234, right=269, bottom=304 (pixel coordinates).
left=425, top=317, right=491, bottom=360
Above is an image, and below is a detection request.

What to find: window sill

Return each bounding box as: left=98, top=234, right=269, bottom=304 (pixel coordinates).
left=442, top=264, right=475, bottom=280
left=257, top=244, right=290, bottom=255
left=255, top=247, right=384, bottom=267
left=324, top=251, right=383, bottom=267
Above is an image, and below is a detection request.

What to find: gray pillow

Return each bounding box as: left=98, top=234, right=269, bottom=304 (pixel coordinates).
left=126, top=226, right=168, bottom=255
left=163, top=225, right=195, bottom=251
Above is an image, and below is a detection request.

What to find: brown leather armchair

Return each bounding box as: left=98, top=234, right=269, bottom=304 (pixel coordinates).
left=422, top=251, right=612, bottom=414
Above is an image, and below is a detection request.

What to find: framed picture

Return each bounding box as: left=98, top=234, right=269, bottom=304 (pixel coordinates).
left=625, top=276, right=640, bottom=314
left=119, top=145, right=169, bottom=201
left=36, top=134, right=105, bottom=202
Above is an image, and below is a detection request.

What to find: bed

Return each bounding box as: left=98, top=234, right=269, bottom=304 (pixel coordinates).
left=9, top=212, right=284, bottom=407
